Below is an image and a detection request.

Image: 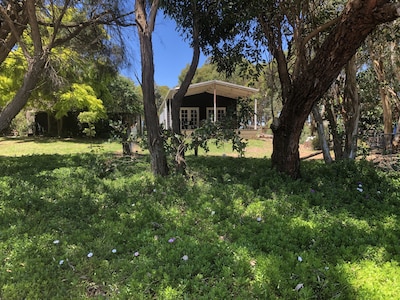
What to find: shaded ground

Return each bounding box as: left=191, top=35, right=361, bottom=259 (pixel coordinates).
left=245, top=137, right=400, bottom=172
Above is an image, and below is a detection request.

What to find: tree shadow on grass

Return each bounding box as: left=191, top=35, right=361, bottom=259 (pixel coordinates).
left=1, top=154, right=399, bottom=298
left=184, top=155, right=400, bottom=298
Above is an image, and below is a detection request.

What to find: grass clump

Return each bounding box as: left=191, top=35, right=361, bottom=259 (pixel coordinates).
left=0, top=139, right=399, bottom=299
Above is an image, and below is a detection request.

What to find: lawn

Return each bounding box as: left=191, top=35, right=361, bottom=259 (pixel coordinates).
left=1, top=137, right=399, bottom=299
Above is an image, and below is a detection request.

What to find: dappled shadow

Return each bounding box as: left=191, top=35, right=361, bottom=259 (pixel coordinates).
left=185, top=155, right=400, bottom=296
left=0, top=153, right=93, bottom=176
left=1, top=154, right=399, bottom=298
left=187, top=155, right=400, bottom=221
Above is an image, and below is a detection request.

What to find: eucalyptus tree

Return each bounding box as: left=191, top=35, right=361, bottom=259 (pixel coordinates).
left=183, top=0, right=400, bottom=178
left=315, top=54, right=361, bottom=162
left=365, top=21, right=400, bottom=150
left=161, top=0, right=201, bottom=136
left=0, top=0, right=133, bottom=133
left=135, top=0, right=168, bottom=176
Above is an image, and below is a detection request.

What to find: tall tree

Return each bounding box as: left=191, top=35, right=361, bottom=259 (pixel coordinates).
left=135, top=0, right=168, bottom=176
left=202, top=0, right=400, bottom=178
left=366, top=22, right=400, bottom=151
left=321, top=55, right=360, bottom=161
left=0, top=0, right=132, bottom=132
left=161, top=0, right=201, bottom=135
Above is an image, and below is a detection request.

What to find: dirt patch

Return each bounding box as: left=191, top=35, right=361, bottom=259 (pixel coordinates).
left=368, top=154, right=400, bottom=172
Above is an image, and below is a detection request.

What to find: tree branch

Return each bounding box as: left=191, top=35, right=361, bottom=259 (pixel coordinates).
left=0, top=3, right=29, bottom=58
left=49, top=0, right=72, bottom=46
left=148, top=0, right=159, bottom=33
left=26, top=0, right=43, bottom=56
left=51, top=10, right=133, bottom=48
left=258, top=14, right=292, bottom=104
left=302, top=16, right=340, bottom=46
left=37, top=11, right=136, bottom=28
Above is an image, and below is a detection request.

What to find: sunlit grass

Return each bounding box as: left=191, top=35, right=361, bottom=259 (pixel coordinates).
left=0, top=136, right=273, bottom=158
left=0, top=138, right=399, bottom=299
left=0, top=137, right=122, bottom=156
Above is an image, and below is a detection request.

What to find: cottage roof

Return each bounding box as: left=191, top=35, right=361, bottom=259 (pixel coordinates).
left=164, top=80, right=259, bottom=101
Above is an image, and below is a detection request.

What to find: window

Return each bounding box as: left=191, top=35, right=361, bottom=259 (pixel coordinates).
left=206, top=107, right=226, bottom=121
left=180, top=107, right=199, bottom=130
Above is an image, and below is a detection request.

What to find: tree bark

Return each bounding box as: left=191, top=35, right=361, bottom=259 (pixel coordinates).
left=271, top=0, right=400, bottom=178
left=169, top=3, right=201, bottom=173
left=371, top=52, right=392, bottom=151
left=343, top=55, right=360, bottom=159
left=0, top=53, right=48, bottom=132
left=312, top=105, right=333, bottom=163
left=135, top=0, right=168, bottom=176
left=171, top=13, right=200, bottom=135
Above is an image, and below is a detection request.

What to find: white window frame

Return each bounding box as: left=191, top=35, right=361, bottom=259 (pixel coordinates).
left=180, top=107, right=199, bottom=130
left=206, top=107, right=226, bottom=122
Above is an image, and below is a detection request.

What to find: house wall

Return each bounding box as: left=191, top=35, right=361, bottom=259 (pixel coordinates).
left=181, top=92, right=237, bottom=121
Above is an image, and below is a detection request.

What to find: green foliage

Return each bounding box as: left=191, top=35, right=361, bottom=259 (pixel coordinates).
left=54, top=83, right=106, bottom=120
left=105, top=76, right=142, bottom=115
left=0, top=48, right=26, bottom=106
left=78, top=112, right=100, bottom=138
left=189, top=117, right=248, bottom=157
left=0, top=141, right=400, bottom=298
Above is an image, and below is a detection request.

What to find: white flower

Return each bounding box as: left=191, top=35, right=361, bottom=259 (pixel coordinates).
left=53, top=240, right=60, bottom=244
left=112, top=249, right=117, bottom=253
left=211, top=211, right=215, bottom=216
left=294, top=283, right=304, bottom=292
left=59, top=259, right=64, bottom=265
left=357, top=187, right=363, bottom=192
left=256, top=217, right=262, bottom=222
left=297, top=256, right=303, bottom=262
left=134, top=251, right=140, bottom=257
left=87, top=252, right=93, bottom=258
left=181, top=255, right=189, bottom=261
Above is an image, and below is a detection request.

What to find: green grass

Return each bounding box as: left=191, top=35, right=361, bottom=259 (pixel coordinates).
left=1, top=138, right=400, bottom=299
left=0, top=137, right=122, bottom=156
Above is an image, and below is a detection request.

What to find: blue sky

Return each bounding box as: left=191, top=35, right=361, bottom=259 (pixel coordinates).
left=121, top=14, right=207, bottom=89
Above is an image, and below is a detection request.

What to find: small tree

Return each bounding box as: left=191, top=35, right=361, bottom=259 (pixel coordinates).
left=135, top=0, right=169, bottom=176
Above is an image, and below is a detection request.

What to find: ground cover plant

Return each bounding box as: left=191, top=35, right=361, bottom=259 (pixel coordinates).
left=0, top=138, right=399, bottom=299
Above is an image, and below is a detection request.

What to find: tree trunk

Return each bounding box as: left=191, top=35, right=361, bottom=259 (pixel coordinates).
left=343, top=55, right=360, bottom=159
left=135, top=0, right=168, bottom=176
left=170, top=6, right=201, bottom=174
left=0, top=53, right=48, bottom=132
left=371, top=55, right=392, bottom=151
left=57, top=117, right=63, bottom=137
left=271, top=102, right=310, bottom=179
left=312, top=105, right=333, bottom=163
left=271, top=0, right=400, bottom=178
left=327, top=100, right=344, bottom=160
left=171, top=12, right=200, bottom=135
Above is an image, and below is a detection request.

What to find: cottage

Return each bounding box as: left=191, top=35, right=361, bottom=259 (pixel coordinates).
left=159, top=80, right=259, bottom=131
